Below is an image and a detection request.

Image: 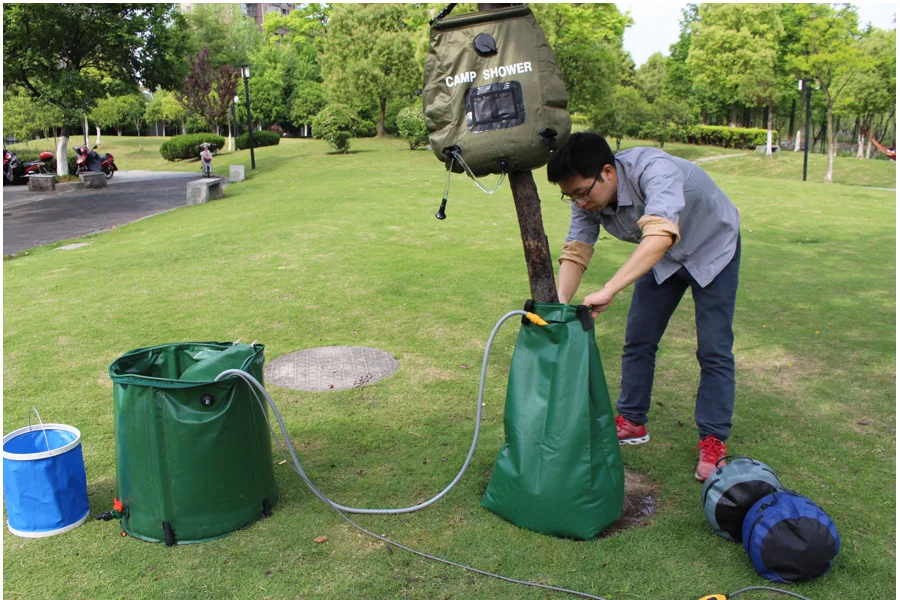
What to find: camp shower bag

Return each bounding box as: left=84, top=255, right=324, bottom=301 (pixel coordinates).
left=481, top=302, right=624, bottom=539
left=423, top=5, right=571, bottom=177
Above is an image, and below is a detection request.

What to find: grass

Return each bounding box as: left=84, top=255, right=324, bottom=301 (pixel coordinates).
left=3, top=135, right=895, bottom=600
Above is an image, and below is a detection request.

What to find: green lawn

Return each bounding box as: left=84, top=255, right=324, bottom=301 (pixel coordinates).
left=3, top=136, right=895, bottom=599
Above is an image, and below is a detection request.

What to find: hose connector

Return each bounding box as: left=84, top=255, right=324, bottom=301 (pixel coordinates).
left=524, top=312, right=548, bottom=326
left=96, top=498, right=127, bottom=521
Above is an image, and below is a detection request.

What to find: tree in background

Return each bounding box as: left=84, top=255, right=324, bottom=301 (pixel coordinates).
left=3, top=3, right=188, bottom=175
left=641, top=94, right=694, bottom=149
left=690, top=4, right=785, bottom=155
left=788, top=4, right=865, bottom=182
left=3, top=88, right=64, bottom=149
left=836, top=28, right=896, bottom=158
left=123, top=94, right=148, bottom=151
left=592, top=85, right=649, bottom=152
left=320, top=4, right=421, bottom=138
left=533, top=4, right=631, bottom=119
left=145, top=89, right=186, bottom=137
left=634, top=53, right=669, bottom=103
left=92, top=95, right=132, bottom=137
left=181, top=47, right=240, bottom=134
left=182, top=3, right=260, bottom=69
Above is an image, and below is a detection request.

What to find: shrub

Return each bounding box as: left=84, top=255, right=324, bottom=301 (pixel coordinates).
left=396, top=104, right=429, bottom=150
left=312, top=104, right=360, bottom=153
left=236, top=130, right=280, bottom=150
left=684, top=125, right=778, bottom=149
left=159, top=133, right=226, bottom=161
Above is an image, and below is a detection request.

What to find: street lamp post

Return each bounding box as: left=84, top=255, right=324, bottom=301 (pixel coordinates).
left=240, top=65, right=256, bottom=170
left=801, top=79, right=812, bottom=182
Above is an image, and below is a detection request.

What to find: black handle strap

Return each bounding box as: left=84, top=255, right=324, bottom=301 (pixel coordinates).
left=576, top=305, right=593, bottom=331
left=521, top=299, right=535, bottom=325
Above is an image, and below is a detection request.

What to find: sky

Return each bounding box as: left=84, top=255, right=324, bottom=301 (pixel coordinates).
left=616, top=2, right=898, bottom=68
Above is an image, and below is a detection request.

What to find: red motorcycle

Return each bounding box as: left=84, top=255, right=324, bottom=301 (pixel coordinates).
left=74, top=145, right=117, bottom=179
left=23, top=151, right=53, bottom=177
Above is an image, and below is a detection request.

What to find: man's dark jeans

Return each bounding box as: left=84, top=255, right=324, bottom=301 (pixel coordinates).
left=616, top=237, right=741, bottom=441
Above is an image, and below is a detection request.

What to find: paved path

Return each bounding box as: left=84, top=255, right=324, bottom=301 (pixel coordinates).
left=3, top=171, right=222, bottom=256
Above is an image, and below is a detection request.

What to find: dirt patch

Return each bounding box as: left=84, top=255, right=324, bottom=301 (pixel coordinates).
left=598, top=468, right=660, bottom=537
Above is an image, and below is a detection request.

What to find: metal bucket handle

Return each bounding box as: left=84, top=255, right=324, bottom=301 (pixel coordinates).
left=26, top=407, right=51, bottom=452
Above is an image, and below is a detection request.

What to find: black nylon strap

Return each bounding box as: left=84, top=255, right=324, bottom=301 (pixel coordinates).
left=576, top=305, right=594, bottom=331
left=429, top=3, right=457, bottom=26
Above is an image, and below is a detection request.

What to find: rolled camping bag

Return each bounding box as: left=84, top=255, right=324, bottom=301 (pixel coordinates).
left=700, top=456, right=784, bottom=542
left=423, top=5, right=571, bottom=177
left=481, top=302, right=624, bottom=539
left=742, top=490, right=840, bottom=583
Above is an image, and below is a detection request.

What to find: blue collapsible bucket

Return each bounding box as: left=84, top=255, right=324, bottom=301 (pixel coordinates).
left=3, top=421, right=90, bottom=537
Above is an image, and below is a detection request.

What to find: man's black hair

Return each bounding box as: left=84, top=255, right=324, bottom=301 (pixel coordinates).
left=547, top=131, right=615, bottom=183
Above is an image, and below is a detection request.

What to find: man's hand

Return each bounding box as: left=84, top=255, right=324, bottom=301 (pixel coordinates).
left=583, top=287, right=616, bottom=318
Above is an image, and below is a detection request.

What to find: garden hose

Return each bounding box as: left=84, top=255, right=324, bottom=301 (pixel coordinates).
left=215, top=309, right=811, bottom=600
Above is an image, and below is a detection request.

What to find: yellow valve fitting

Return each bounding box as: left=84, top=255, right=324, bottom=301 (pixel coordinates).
left=699, top=595, right=727, bottom=600
left=525, top=312, right=548, bottom=326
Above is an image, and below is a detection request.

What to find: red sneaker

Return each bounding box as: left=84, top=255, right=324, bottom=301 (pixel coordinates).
left=695, top=436, right=727, bottom=482
left=615, top=415, right=649, bottom=445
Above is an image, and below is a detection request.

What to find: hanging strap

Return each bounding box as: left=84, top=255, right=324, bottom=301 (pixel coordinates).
left=429, top=3, right=457, bottom=26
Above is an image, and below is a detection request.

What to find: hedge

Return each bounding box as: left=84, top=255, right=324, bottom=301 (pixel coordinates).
left=236, top=130, right=280, bottom=150
left=683, top=125, right=778, bottom=149
left=159, top=133, right=226, bottom=161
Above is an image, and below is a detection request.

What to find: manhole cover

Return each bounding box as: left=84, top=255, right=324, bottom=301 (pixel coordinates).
left=265, top=346, right=399, bottom=392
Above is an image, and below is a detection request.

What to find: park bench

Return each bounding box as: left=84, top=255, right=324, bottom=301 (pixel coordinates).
left=27, top=174, right=56, bottom=192
left=79, top=172, right=107, bottom=189
left=186, top=178, right=224, bottom=205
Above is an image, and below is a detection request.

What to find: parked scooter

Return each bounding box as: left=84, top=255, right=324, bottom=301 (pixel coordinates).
left=23, top=152, right=53, bottom=177
left=199, top=143, right=214, bottom=177
left=74, top=144, right=117, bottom=179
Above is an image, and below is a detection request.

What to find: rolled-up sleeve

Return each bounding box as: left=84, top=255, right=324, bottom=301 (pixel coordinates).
left=638, top=158, right=685, bottom=226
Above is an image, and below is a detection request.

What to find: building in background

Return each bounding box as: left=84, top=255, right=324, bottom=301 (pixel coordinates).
left=180, top=3, right=296, bottom=31
left=241, top=3, right=296, bottom=29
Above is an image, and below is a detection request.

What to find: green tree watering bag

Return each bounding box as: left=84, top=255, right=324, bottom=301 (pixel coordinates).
left=482, top=303, right=624, bottom=539
left=423, top=5, right=571, bottom=177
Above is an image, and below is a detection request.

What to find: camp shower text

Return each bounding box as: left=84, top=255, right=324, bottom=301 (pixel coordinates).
left=444, top=62, right=533, bottom=88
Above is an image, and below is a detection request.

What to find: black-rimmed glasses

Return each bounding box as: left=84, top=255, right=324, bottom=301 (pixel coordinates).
left=560, top=174, right=599, bottom=204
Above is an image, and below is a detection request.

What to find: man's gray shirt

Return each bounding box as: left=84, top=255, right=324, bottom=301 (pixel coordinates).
left=565, top=147, right=740, bottom=287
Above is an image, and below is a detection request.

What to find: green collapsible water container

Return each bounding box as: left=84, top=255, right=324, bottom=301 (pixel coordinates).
left=108, top=342, right=278, bottom=545
left=482, top=302, right=624, bottom=539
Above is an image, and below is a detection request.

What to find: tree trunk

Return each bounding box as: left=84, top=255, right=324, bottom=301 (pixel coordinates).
left=701, top=108, right=707, bottom=125
left=56, top=126, right=70, bottom=177
left=510, top=170, right=558, bottom=302
left=787, top=98, right=796, bottom=145
left=83, top=114, right=89, bottom=146
left=95, top=125, right=101, bottom=147
left=766, top=99, right=774, bottom=156
left=377, top=97, right=387, bottom=138
left=137, top=121, right=143, bottom=151
left=731, top=102, right=738, bottom=127
left=824, top=106, right=834, bottom=183
left=478, top=2, right=557, bottom=303
left=116, top=128, right=122, bottom=136
left=181, top=117, right=186, bottom=135
left=857, top=130, right=865, bottom=159
left=228, top=121, right=233, bottom=152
